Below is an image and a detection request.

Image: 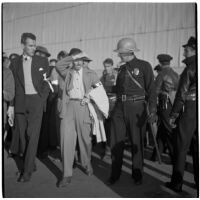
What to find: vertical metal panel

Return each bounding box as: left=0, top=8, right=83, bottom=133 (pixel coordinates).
left=3, top=3, right=196, bottom=73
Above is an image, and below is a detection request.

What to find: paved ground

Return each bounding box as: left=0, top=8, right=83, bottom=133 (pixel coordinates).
left=3, top=145, right=197, bottom=198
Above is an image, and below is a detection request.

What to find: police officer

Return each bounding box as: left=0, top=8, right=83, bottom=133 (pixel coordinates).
left=166, top=37, right=197, bottom=194
left=107, top=38, right=157, bottom=185
left=151, top=54, right=179, bottom=163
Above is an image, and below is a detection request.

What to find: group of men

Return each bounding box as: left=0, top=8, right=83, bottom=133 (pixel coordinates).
left=3, top=32, right=197, bottom=195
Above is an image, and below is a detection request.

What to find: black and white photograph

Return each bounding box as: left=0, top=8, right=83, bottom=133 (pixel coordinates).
left=2, top=1, right=198, bottom=198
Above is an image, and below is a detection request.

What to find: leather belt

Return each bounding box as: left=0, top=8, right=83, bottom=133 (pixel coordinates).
left=117, top=95, right=145, bottom=102
left=69, top=98, right=82, bottom=101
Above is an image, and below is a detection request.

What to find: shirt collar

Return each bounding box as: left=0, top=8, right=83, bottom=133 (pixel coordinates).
left=23, top=54, right=32, bottom=61
left=73, top=67, right=83, bottom=75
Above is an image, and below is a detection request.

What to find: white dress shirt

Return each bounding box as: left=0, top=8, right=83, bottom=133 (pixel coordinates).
left=68, top=67, right=85, bottom=99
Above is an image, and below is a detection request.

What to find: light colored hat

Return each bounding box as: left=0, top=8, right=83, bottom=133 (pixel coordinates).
left=114, top=38, right=140, bottom=53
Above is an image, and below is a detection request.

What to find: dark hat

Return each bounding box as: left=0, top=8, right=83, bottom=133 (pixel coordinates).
left=154, top=64, right=162, bottom=71
left=157, top=54, right=173, bottom=63
left=36, top=46, right=51, bottom=57
left=9, top=53, right=19, bottom=60
left=69, top=48, right=82, bottom=56
left=182, top=36, right=196, bottom=49
left=83, top=56, right=92, bottom=62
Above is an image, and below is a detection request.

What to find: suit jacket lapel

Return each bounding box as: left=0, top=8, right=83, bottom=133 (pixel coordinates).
left=82, top=67, right=89, bottom=92
left=16, top=55, right=25, bottom=88
left=31, top=56, right=37, bottom=86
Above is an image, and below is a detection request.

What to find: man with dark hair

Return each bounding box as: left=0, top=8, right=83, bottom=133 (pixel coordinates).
left=21, top=32, right=36, bottom=44
left=150, top=54, right=179, bottom=163
left=57, top=50, right=68, bottom=61
left=7, top=32, right=51, bottom=182
left=166, top=37, right=198, bottom=194
left=100, top=58, right=117, bottom=159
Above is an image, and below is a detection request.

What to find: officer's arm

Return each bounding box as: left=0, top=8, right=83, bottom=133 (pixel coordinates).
left=55, top=56, right=73, bottom=79
left=144, top=62, right=157, bottom=113
left=170, top=67, right=191, bottom=117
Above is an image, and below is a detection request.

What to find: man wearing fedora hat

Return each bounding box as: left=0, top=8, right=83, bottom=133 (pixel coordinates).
left=56, top=48, right=100, bottom=187
left=35, top=46, right=51, bottom=58
left=166, top=37, right=198, bottom=194
left=107, top=38, right=157, bottom=185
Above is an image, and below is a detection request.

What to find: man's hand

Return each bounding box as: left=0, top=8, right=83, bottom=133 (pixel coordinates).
left=72, top=52, right=88, bottom=60
left=148, top=112, right=158, bottom=124
left=7, top=106, right=14, bottom=127
left=169, top=118, right=177, bottom=129
left=81, top=97, right=90, bottom=106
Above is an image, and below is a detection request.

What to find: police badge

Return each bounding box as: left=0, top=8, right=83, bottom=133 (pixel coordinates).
left=133, top=68, right=140, bottom=76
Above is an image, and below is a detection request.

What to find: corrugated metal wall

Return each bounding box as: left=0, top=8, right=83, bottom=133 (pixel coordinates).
left=3, top=3, right=196, bottom=74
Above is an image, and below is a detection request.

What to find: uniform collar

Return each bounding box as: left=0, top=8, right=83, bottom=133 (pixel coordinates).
left=182, top=55, right=196, bottom=66
left=127, top=56, right=138, bottom=65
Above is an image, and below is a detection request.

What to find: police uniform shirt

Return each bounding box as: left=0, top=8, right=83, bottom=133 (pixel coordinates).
left=116, top=57, right=157, bottom=112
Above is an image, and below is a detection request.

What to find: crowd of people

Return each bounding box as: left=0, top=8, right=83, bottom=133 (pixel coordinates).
left=3, top=32, right=198, bottom=195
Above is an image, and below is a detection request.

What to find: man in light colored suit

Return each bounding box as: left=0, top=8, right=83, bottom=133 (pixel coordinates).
left=56, top=48, right=100, bottom=187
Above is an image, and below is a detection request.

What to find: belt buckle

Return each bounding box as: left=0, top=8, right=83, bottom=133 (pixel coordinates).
left=122, top=95, right=126, bottom=102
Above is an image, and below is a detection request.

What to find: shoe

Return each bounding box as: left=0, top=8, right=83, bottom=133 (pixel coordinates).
left=132, top=169, right=143, bottom=185
left=165, top=182, right=182, bottom=193
left=33, top=163, right=37, bottom=172
left=150, top=155, right=158, bottom=162
left=106, top=177, right=118, bottom=185
left=18, top=172, right=31, bottom=182
left=85, top=168, right=93, bottom=176
left=85, top=164, right=93, bottom=176
left=58, top=177, right=71, bottom=187
left=134, top=178, right=143, bottom=185
left=38, top=152, right=48, bottom=159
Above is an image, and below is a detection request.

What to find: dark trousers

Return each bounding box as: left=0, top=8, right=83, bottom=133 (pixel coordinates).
left=15, top=94, right=44, bottom=174
left=171, top=101, right=198, bottom=188
left=110, top=101, right=146, bottom=180
left=152, top=101, right=174, bottom=161
left=37, top=93, right=59, bottom=155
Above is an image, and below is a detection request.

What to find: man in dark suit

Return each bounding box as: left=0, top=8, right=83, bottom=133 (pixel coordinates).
left=8, top=33, right=50, bottom=182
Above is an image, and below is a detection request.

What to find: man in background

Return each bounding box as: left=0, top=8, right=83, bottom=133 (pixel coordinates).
left=150, top=54, right=179, bottom=163
left=100, top=58, right=117, bottom=159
